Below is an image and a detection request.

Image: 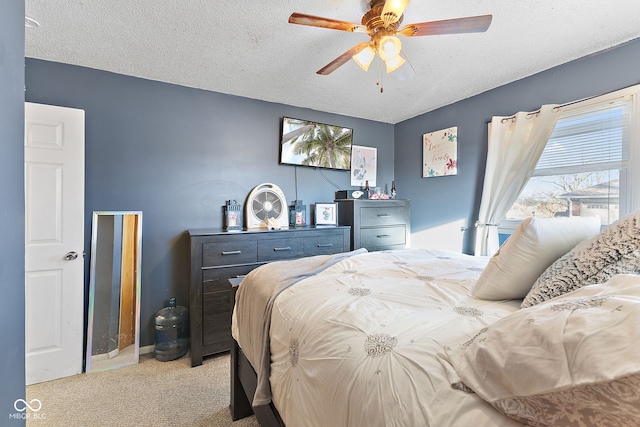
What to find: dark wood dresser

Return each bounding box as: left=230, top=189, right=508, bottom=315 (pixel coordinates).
left=335, top=199, right=410, bottom=251
left=187, top=226, right=351, bottom=367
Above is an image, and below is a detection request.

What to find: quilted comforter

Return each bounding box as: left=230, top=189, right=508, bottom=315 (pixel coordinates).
left=232, top=248, right=524, bottom=427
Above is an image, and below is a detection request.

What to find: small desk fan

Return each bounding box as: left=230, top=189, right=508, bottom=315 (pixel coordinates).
left=245, top=183, right=288, bottom=229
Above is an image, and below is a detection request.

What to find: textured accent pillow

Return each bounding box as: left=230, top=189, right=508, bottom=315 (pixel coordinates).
left=522, top=210, right=640, bottom=308
left=449, top=275, right=640, bottom=427
left=472, top=216, right=601, bottom=300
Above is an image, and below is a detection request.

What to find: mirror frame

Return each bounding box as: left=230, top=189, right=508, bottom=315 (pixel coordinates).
left=85, top=211, right=142, bottom=373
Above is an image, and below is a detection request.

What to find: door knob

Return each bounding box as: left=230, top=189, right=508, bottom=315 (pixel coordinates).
left=64, top=251, right=78, bottom=261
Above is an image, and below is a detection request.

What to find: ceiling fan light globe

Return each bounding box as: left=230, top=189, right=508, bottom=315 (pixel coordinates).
left=378, top=36, right=402, bottom=61
left=381, top=0, right=410, bottom=27
left=385, top=55, right=405, bottom=73
left=353, top=46, right=376, bottom=71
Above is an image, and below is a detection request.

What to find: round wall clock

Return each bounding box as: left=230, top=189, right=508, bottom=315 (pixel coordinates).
left=245, top=183, right=289, bottom=229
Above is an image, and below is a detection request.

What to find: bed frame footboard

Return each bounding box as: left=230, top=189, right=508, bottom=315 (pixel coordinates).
left=230, top=338, right=285, bottom=427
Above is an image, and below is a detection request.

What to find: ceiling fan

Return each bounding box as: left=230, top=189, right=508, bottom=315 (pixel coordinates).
left=289, top=0, right=492, bottom=80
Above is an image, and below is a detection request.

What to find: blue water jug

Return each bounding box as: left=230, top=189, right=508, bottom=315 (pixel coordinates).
left=154, top=297, right=189, bottom=361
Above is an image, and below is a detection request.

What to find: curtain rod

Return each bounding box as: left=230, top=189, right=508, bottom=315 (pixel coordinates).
left=495, top=82, right=640, bottom=124
left=499, top=97, right=590, bottom=123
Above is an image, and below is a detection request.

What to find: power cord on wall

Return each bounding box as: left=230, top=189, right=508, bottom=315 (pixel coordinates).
left=293, top=166, right=343, bottom=203
left=294, top=166, right=299, bottom=201
left=318, top=168, right=342, bottom=190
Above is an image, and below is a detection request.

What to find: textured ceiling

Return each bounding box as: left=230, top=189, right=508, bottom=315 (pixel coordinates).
left=24, top=1, right=640, bottom=124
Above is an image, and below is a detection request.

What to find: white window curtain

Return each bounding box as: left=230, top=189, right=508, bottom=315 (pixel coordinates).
left=474, top=104, right=561, bottom=256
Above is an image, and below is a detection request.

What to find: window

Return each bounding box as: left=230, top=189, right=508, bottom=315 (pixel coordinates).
left=500, top=86, right=640, bottom=240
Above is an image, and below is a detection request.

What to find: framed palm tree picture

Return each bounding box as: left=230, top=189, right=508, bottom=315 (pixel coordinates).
left=279, top=117, right=353, bottom=171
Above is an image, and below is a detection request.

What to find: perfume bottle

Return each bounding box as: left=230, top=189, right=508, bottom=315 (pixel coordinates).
left=390, top=181, right=397, bottom=199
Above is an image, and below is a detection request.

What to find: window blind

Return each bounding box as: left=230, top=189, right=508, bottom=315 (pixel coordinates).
left=533, top=97, right=630, bottom=176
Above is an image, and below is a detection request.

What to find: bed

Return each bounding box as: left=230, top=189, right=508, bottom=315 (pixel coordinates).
left=230, top=212, right=640, bottom=427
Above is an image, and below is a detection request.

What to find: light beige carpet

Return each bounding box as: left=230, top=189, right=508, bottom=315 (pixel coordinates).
left=26, top=352, right=259, bottom=427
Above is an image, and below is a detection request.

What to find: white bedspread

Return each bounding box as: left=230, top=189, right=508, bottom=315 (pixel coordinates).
left=235, top=248, right=525, bottom=427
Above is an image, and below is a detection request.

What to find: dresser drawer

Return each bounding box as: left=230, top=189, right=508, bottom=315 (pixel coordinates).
left=202, top=240, right=257, bottom=267
left=360, top=206, right=407, bottom=227
left=203, top=290, right=231, bottom=315
left=258, top=237, right=304, bottom=261
left=360, top=226, right=406, bottom=248
left=202, top=264, right=259, bottom=293
left=304, top=233, right=345, bottom=255
left=202, top=312, right=231, bottom=346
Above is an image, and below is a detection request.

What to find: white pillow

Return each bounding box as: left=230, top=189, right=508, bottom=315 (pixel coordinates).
left=450, top=274, right=640, bottom=427
left=472, top=216, right=601, bottom=300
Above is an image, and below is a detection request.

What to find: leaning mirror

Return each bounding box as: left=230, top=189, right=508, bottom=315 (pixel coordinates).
left=86, top=211, right=142, bottom=373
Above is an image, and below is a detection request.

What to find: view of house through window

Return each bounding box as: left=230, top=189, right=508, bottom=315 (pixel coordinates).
left=500, top=86, right=639, bottom=241
left=507, top=172, right=620, bottom=223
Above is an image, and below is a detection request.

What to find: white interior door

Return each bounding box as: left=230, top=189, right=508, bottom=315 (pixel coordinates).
left=25, top=102, right=85, bottom=385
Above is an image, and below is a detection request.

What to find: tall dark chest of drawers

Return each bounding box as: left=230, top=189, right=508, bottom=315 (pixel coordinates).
left=187, top=226, right=350, bottom=367
left=336, top=199, right=410, bottom=251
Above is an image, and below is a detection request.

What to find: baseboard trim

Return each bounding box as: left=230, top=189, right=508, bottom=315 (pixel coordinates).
left=140, top=345, right=155, bottom=355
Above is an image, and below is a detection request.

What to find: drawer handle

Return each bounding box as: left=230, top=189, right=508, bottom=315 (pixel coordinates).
left=221, top=250, right=242, bottom=256
left=317, top=243, right=333, bottom=248
left=377, top=234, right=392, bottom=238
left=377, top=214, right=391, bottom=217
left=273, top=247, right=291, bottom=252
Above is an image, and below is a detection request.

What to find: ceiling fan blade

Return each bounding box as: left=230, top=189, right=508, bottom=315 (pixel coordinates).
left=398, top=14, right=492, bottom=37
left=317, top=43, right=370, bottom=75
left=289, top=12, right=367, bottom=33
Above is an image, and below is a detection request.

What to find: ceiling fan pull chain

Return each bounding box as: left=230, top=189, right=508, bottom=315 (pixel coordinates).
left=376, top=59, right=384, bottom=93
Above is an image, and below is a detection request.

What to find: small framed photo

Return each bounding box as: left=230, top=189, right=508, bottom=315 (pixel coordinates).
left=314, top=203, right=338, bottom=226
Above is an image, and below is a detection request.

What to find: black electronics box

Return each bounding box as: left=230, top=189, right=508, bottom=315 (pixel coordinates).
left=335, top=190, right=368, bottom=200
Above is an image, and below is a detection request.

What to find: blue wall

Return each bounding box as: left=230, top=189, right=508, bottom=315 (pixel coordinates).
left=395, top=38, right=640, bottom=254
left=1, top=1, right=26, bottom=425
left=23, top=36, right=640, bottom=354
left=24, top=60, right=394, bottom=347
